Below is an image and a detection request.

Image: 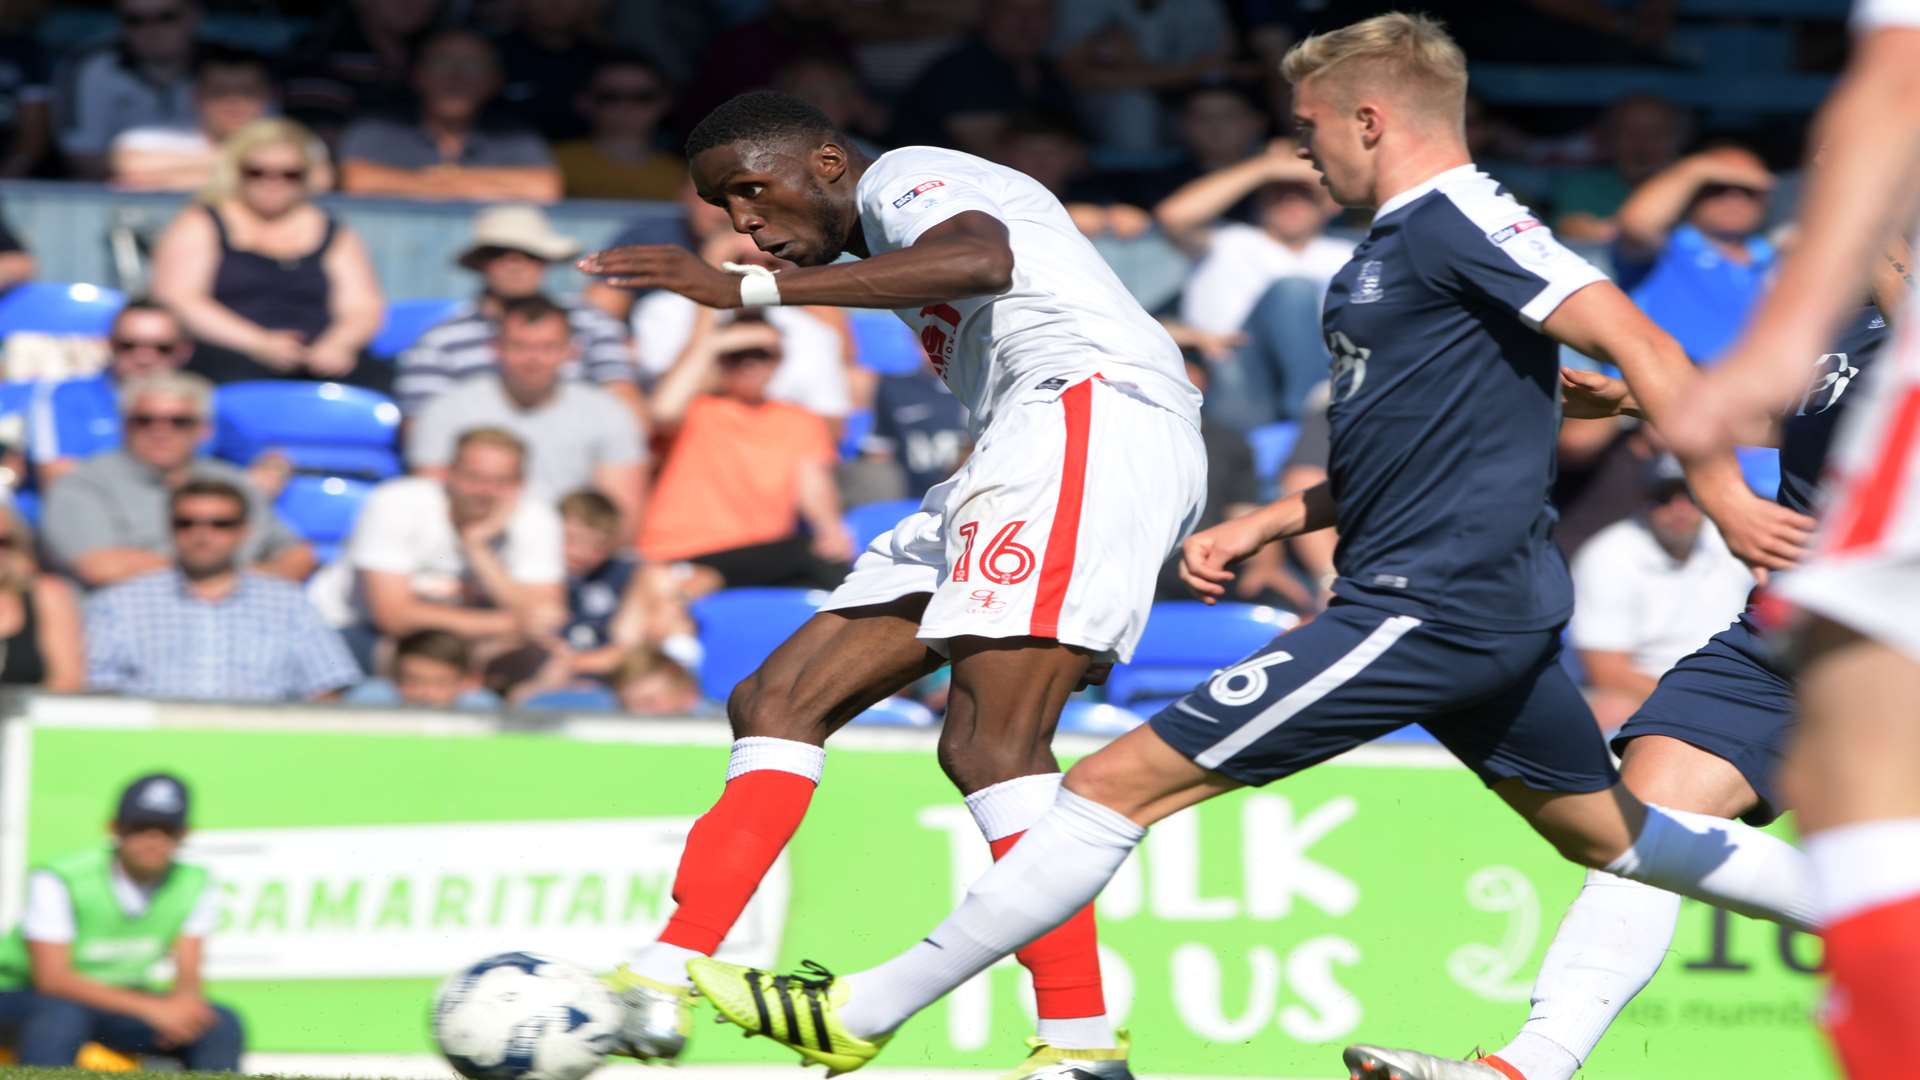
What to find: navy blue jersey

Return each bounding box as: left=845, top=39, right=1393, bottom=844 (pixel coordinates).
left=1321, top=166, right=1608, bottom=631
left=869, top=371, right=970, bottom=498
left=565, top=552, right=638, bottom=651
left=1777, top=306, right=1889, bottom=516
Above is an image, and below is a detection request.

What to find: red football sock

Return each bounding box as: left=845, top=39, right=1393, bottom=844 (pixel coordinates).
left=990, top=831, right=1107, bottom=1019
left=1823, top=892, right=1920, bottom=1077
left=1477, top=1055, right=1528, bottom=1080
left=659, top=770, right=817, bottom=955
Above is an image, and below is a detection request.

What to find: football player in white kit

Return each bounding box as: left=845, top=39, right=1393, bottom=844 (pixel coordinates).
left=578, top=91, right=1206, bottom=1078
left=1667, top=1, right=1920, bottom=1074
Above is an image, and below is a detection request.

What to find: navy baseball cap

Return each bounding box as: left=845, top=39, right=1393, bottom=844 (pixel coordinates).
left=114, top=773, right=190, bottom=832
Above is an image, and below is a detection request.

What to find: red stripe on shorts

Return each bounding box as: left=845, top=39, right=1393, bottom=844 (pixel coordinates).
left=1832, top=385, right=1920, bottom=555
left=1030, top=379, right=1093, bottom=638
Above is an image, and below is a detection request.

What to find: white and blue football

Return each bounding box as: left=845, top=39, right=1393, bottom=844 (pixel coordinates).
left=432, top=951, right=623, bottom=1080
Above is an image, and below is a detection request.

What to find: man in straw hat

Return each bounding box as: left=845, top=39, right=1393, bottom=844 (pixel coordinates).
left=396, top=204, right=641, bottom=421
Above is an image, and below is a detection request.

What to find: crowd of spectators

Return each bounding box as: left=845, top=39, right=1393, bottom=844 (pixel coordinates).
left=0, top=0, right=1852, bottom=731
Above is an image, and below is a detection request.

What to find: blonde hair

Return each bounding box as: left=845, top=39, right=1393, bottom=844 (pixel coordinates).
left=1280, top=12, right=1468, bottom=121
left=453, top=426, right=529, bottom=471
left=612, top=644, right=696, bottom=692
left=202, top=117, right=323, bottom=204
left=118, top=370, right=214, bottom=418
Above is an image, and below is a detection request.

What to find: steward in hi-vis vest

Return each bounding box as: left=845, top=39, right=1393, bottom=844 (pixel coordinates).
left=0, top=773, right=243, bottom=1070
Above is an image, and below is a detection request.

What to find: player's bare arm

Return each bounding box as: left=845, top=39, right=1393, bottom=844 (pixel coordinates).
left=1542, top=281, right=1816, bottom=572
left=579, top=212, right=1013, bottom=311
left=1670, top=26, right=1920, bottom=458
left=1179, top=481, right=1336, bottom=603
left=1561, top=368, right=1784, bottom=445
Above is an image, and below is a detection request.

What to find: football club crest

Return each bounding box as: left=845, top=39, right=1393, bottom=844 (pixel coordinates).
left=1352, top=259, right=1385, bottom=304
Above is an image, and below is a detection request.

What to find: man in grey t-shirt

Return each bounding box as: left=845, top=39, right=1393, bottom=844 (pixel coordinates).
left=408, top=296, right=646, bottom=530
left=42, top=372, right=311, bottom=589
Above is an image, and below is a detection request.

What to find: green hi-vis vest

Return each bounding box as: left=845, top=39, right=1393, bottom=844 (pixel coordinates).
left=0, top=846, right=209, bottom=991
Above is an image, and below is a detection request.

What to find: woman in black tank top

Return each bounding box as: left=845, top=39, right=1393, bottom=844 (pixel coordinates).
left=151, top=118, right=391, bottom=392
left=0, top=507, right=83, bottom=691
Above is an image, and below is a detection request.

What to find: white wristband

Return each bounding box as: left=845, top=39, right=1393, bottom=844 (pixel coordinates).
left=723, top=262, right=782, bottom=308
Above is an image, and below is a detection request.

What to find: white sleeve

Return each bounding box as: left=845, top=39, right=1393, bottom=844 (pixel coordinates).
left=21, top=871, right=76, bottom=943
left=506, top=504, right=565, bottom=585
left=632, top=294, right=695, bottom=382
left=860, top=155, right=1009, bottom=249
left=180, top=875, right=221, bottom=938
left=1568, top=532, right=1642, bottom=653
left=1856, top=0, right=1920, bottom=29
left=346, top=483, right=419, bottom=575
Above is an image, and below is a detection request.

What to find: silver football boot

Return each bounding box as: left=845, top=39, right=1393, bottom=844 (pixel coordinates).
left=603, top=964, right=693, bottom=1061
left=1343, top=1044, right=1515, bottom=1080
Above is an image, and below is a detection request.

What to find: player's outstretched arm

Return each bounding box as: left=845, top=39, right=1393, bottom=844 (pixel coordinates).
left=1180, top=481, right=1335, bottom=603
left=1544, top=282, right=1816, bottom=573
left=1669, top=25, right=1920, bottom=458
left=580, top=212, right=1014, bottom=311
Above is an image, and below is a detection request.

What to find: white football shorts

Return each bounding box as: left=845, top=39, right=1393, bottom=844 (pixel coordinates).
left=822, top=374, right=1206, bottom=663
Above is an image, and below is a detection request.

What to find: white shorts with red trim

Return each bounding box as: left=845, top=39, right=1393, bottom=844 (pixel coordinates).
left=820, top=375, right=1206, bottom=663
left=1776, top=342, right=1920, bottom=660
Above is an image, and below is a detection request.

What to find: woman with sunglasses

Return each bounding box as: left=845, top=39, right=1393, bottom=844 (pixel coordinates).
left=150, top=117, right=389, bottom=391
left=552, top=52, right=683, bottom=201
left=0, top=501, right=83, bottom=692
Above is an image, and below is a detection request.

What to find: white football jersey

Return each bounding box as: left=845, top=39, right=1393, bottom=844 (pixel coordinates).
left=854, top=146, right=1201, bottom=433
left=1855, top=0, right=1920, bottom=28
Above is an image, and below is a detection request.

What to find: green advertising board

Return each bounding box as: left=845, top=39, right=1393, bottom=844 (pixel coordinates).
left=0, top=702, right=1832, bottom=1078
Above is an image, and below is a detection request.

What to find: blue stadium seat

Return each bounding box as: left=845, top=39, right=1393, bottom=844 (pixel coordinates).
left=1737, top=446, right=1781, bottom=501
left=210, top=381, right=402, bottom=479
left=1248, top=421, right=1301, bottom=498
left=10, top=490, right=39, bottom=529
left=839, top=408, right=874, bottom=461
left=369, top=298, right=462, bottom=359
left=851, top=697, right=938, bottom=727
left=689, top=588, right=825, bottom=703
left=845, top=498, right=921, bottom=553
left=1059, top=701, right=1145, bottom=736
left=848, top=310, right=926, bottom=376
left=0, top=282, right=126, bottom=337
left=521, top=686, right=620, bottom=712
left=1106, top=602, right=1298, bottom=714
left=276, top=475, right=374, bottom=561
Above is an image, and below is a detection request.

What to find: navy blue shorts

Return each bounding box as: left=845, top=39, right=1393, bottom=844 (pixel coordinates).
left=1149, top=601, right=1618, bottom=793
left=1612, top=614, right=1793, bottom=827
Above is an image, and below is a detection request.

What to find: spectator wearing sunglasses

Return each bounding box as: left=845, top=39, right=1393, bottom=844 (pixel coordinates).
left=84, top=478, right=358, bottom=701
left=0, top=503, right=83, bottom=692
left=53, top=0, right=205, bottom=178
left=150, top=118, right=387, bottom=391
left=1611, top=143, right=1777, bottom=366
left=27, top=301, right=189, bottom=487
left=640, top=316, right=851, bottom=589
left=42, top=372, right=313, bottom=590
left=551, top=53, right=682, bottom=202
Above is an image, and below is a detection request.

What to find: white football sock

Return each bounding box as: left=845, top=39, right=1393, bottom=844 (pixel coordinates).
left=963, top=773, right=1118, bottom=1051
left=1807, top=818, right=1920, bottom=925
left=964, top=773, right=1063, bottom=841
left=629, top=941, right=704, bottom=988
left=1604, top=804, right=1816, bottom=931
left=726, top=736, right=826, bottom=782
left=1494, top=871, right=1680, bottom=1080
left=839, top=789, right=1145, bottom=1040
